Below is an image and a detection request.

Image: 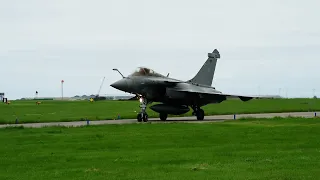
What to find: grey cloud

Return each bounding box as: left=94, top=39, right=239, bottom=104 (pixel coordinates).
left=1, top=0, right=320, bottom=99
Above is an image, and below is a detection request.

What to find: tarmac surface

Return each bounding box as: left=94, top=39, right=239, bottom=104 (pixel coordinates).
left=0, top=111, right=318, bottom=129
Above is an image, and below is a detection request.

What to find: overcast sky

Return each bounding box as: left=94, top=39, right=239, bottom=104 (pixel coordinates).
left=1, top=0, right=320, bottom=99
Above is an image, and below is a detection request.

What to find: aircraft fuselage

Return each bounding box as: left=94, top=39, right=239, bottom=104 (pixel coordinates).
left=110, top=75, right=226, bottom=107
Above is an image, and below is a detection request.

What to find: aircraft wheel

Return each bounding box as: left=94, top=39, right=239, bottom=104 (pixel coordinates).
left=142, top=113, right=148, bottom=122
left=137, top=113, right=142, bottom=122
left=160, top=113, right=167, bottom=121
left=196, top=109, right=204, bottom=120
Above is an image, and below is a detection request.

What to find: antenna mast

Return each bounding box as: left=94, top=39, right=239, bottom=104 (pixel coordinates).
left=97, top=77, right=105, bottom=96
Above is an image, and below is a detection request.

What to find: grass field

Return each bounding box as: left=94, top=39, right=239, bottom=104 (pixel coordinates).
left=1, top=117, right=320, bottom=180
left=0, top=98, right=319, bottom=124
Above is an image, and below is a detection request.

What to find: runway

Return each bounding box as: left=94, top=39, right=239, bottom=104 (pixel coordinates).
left=0, top=111, right=318, bottom=129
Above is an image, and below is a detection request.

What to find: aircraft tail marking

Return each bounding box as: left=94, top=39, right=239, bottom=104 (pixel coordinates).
left=187, top=49, right=220, bottom=86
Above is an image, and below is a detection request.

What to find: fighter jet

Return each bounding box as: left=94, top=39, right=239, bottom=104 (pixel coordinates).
left=111, top=49, right=260, bottom=122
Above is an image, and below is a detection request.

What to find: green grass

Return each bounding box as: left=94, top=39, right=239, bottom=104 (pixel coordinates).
left=1, top=117, right=320, bottom=179
left=0, top=98, right=319, bottom=124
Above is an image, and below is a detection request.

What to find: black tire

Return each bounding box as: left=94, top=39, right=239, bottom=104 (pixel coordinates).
left=160, top=113, right=167, bottom=121
left=196, top=109, right=204, bottom=120
left=137, top=113, right=142, bottom=122
left=143, top=113, right=148, bottom=122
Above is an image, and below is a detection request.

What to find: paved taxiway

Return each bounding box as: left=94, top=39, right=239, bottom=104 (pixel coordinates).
left=0, top=111, right=318, bottom=129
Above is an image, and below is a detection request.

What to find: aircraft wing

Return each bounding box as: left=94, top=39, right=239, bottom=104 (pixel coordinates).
left=210, top=92, right=260, bottom=101
left=169, top=83, right=263, bottom=101
left=174, top=89, right=261, bottom=101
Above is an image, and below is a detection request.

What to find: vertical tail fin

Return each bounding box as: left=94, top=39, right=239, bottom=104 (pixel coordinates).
left=187, top=49, right=220, bottom=86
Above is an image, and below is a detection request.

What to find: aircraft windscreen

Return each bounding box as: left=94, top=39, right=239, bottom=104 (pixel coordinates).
left=130, top=67, right=164, bottom=77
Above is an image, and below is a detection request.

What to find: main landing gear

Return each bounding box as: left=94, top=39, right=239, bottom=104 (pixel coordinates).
left=192, top=106, right=205, bottom=120
left=159, top=113, right=168, bottom=121
left=137, top=97, right=148, bottom=122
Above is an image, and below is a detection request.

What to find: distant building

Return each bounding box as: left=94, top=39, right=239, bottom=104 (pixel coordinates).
left=17, top=94, right=135, bottom=101
left=260, top=95, right=282, bottom=99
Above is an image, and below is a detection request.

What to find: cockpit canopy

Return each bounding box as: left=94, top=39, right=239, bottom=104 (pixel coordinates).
left=129, top=67, right=164, bottom=77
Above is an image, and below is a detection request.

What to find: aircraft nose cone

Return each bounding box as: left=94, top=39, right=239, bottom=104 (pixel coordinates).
left=110, top=79, right=128, bottom=91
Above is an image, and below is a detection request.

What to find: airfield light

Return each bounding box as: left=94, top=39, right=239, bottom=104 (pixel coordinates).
left=61, top=80, right=64, bottom=100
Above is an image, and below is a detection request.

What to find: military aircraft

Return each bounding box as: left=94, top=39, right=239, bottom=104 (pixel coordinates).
left=110, top=49, right=260, bottom=122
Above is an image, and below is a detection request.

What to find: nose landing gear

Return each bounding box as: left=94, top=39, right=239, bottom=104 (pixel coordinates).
left=137, top=97, right=149, bottom=122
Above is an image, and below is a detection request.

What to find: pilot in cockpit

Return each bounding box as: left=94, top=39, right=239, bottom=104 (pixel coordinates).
left=144, top=68, right=150, bottom=74
left=139, top=68, right=150, bottom=75
left=139, top=68, right=145, bottom=75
